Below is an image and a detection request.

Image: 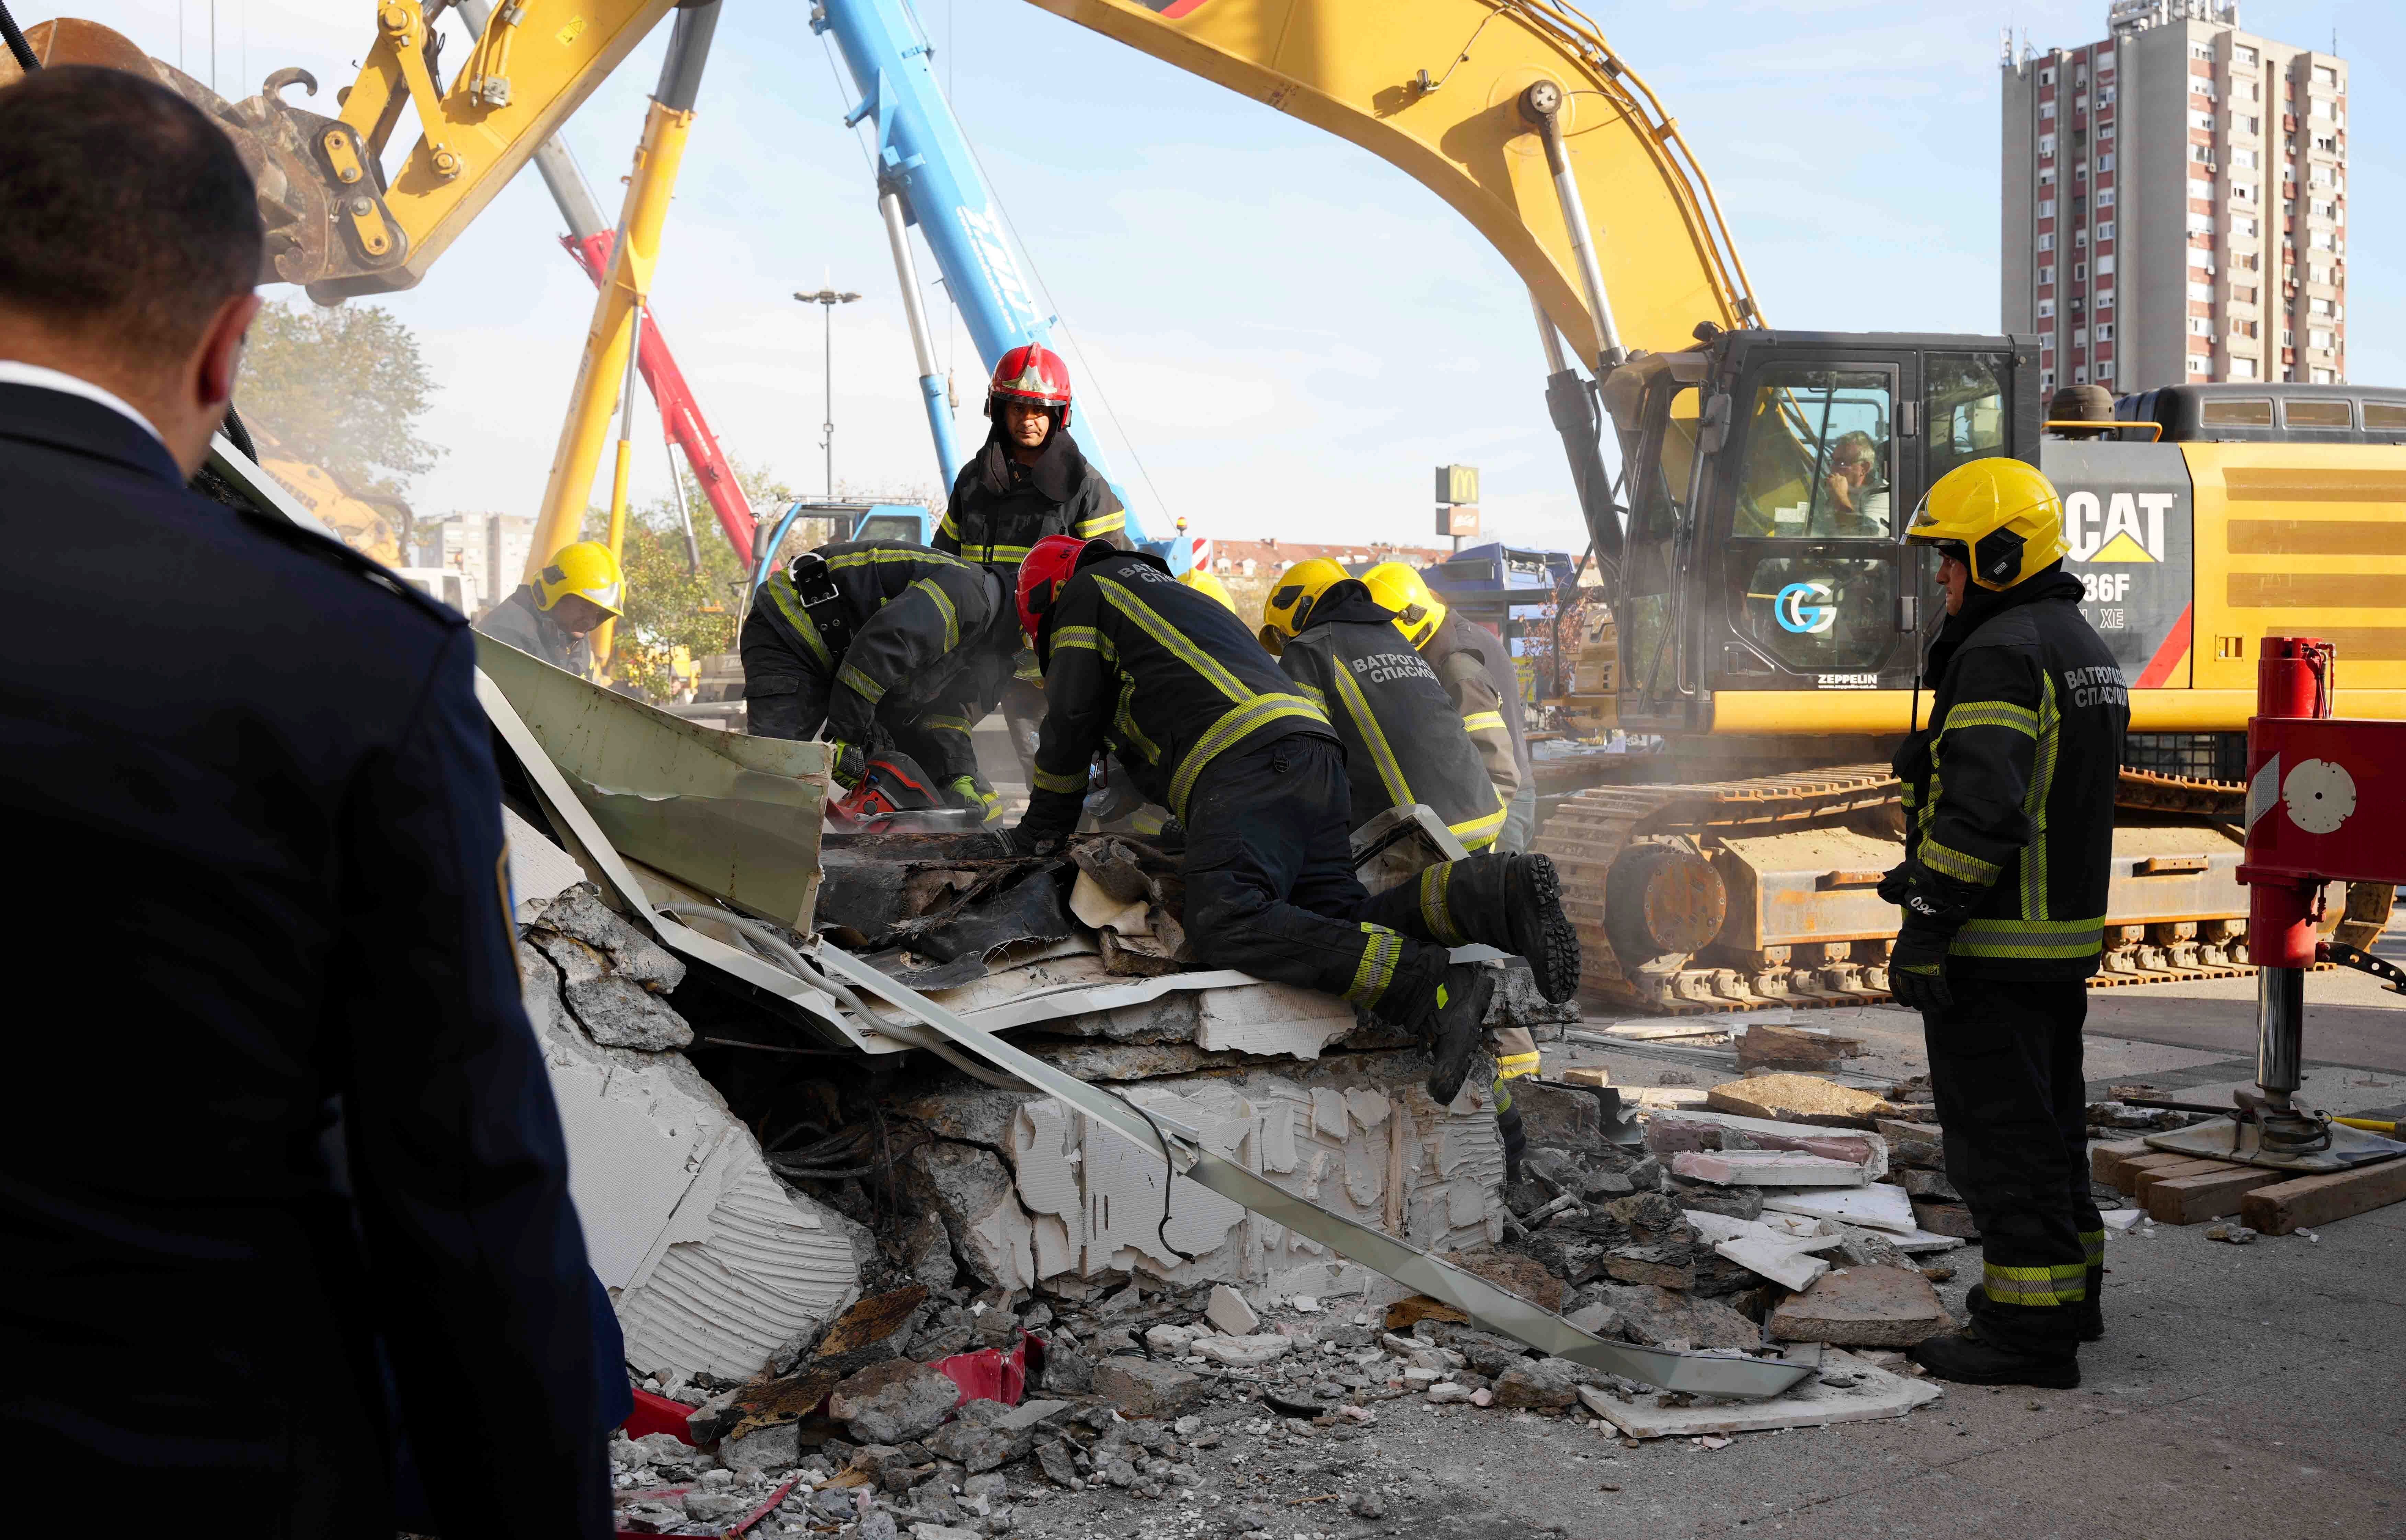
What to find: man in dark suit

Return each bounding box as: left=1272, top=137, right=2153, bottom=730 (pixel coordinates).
left=0, top=67, right=610, bottom=1535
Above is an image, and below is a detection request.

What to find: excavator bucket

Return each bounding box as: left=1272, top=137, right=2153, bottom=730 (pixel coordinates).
left=0, top=18, right=411, bottom=294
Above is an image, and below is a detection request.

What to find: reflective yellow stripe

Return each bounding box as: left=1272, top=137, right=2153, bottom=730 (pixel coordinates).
left=1345, top=922, right=1404, bottom=1006
left=1075, top=511, right=1126, bottom=535
left=1297, top=681, right=1328, bottom=712
left=1494, top=1051, right=1542, bottom=1081
left=1982, top=1261, right=2088, bottom=1305
left=965, top=543, right=1036, bottom=564
left=1032, top=766, right=1086, bottom=794
left=825, top=547, right=968, bottom=572
left=1952, top=915, right=2105, bottom=958
left=2023, top=674, right=2060, bottom=922
left=837, top=662, right=887, bottom=704
left=1943, top=699, right=2039, bottom=737
left=1449, top=801, right=1508, bottom=852
left=938, top=513, right=961, bottom=539
left=1327, top=655, right=1413, bottom=808
left=1113, top=676, right=1160, bottom=764
left=2080, top=1229, right=2105, bottom=1266
left=1920, top=839, right=2000, bottom=885
left=1460, top=710, right=1506, bottom=735
left=1099, top=579, right=1253, bottom=705
left=1418, top=863, right=1467, bottom=946
left=1051, top=624, right=1108, bottom=657
left=909, top=576, right=959, bottom=651
left=1167, top=694, right=1327, bottom=816
left=761, top=574, right=832, bottom=670
left=923, top=713, right=975, bottom=736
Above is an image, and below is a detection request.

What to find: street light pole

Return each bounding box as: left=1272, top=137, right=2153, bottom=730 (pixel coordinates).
left=794, top=286, right=862, bottom=499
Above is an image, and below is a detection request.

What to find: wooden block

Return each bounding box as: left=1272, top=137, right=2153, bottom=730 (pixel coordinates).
left=2239, top=1156, right=2406, bottom=1236
left=2144, top=1164, right=2287, bottom=1225
left=2115, top=1151, right=2204, bottom=1195
left=2130, top=1157, right=2241, bottom=1197
left=1561, top=1066, right=1613, bottom=1087
left=2088, top=1135, right=2158, bottom=1188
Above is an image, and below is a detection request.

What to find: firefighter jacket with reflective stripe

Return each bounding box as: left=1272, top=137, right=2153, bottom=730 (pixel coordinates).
left=1893, top=569, right=2128, bottom=980
left=936, top=427, right=1129, bottom=575
left=1024, top=549, right=1332, bottom=841
left=741, top=540, right=1011, bottom=756
left=1422, top=610, right=1527, bottom=805
left=1279, top=585, right=1509, bottom=851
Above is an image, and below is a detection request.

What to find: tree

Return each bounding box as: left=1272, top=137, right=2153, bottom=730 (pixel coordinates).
left=587, top=459, right=799, bottom=701
left=236, top=300, right=443, bottom=494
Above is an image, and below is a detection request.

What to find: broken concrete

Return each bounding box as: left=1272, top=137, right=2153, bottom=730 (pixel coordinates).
left=1093, top=1357, right=1205, bottom=1418
left=1706, top=1075, right=1900, bottom=1127
left=827, top=1358, right=962, bottom=1444
left=1592, top=1284, right=1761, bottom=1351
left=1761, top=1182, right=1919, bottom=1234
left=1670, top=1150, right=1869, bottom=1187
left=1767, top=1266, right=1951, bottom=1347
left=1203, top=1283, right=1260, bottom=1336
left=1576, top=1348, right=1943, bottom=1438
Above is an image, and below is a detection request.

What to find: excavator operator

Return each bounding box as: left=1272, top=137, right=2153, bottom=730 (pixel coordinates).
left=1005, top=535, right=1573, bottom=1105
left=1362, top=561, right=1535, bottom=852
left=476, top=539, right=622, bottom=677
left=937, top=345, right=1131, bottom=787
left=1261, top=560, right=1577, bottom=1170
left=1884, top=457, right=2127, bottom=1390
left=741, top=539, right=1016, bottom=818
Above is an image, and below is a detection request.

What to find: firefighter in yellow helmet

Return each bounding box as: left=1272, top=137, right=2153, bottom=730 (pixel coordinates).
left=1259, top=558, right=1577, bottom=1176
left=475, top=541, right=622, bottom=677
left=1362, top=562, right=1534, bottom=852
left=1180, top=563, right=1240, bottom=615
left=1885, top=457, right=2126, bottom=1389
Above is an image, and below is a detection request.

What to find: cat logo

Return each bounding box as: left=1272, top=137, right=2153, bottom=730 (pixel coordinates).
left=2063, top=490, right=2174, bottom=563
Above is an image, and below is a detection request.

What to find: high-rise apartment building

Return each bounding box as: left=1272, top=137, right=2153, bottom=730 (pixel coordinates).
left=2001, top=0, right=2347, bottom=395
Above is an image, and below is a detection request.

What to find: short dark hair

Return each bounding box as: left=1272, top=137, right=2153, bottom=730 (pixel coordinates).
left=0, top=66, right=262, bottom=357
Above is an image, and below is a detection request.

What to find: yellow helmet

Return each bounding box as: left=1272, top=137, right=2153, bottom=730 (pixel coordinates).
left=1256, top=557, right=1350, bottom=654
left=535, top=540, right=625, bottom=616
left=1362, top=561, right=1447, bottom=650
left=1901, top=457, right=2068, bottom=591
left=1180, top=565, right=1239, bottom=615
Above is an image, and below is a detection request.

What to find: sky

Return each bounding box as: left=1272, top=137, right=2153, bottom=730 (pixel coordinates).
left=52, top=0, right=2404, bottom=557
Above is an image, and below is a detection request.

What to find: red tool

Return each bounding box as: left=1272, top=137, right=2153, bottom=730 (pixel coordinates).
left=826, top=750, right=977, bottom=834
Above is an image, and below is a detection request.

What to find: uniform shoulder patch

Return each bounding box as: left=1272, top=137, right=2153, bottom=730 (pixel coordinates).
left=223, top=493, right=464, bottom=630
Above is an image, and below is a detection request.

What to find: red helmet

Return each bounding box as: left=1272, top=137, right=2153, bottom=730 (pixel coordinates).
left=1017, top=532, right=1096, bottom=641
left=988, top=343, right=1073, bottom=420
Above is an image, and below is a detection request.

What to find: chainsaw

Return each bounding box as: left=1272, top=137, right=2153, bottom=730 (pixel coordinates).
left=825, top=749, right=980, bottom=834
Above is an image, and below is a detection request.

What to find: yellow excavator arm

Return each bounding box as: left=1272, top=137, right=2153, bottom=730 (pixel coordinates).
left=1024, top=0, right=1764, bottom=363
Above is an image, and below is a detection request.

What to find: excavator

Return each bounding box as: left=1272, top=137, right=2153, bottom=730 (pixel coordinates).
left=14, top=0, right=2399, bottom=1009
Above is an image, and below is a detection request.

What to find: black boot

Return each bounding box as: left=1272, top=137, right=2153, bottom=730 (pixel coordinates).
left=1413, top=963, right=1496, bottom=1105
left=1908, top=1319, right=2080, bottom=1389
left=1964, top=1283, right=2104, bottom=1344
left=1361, top=853, right=1581, bottom=1004
left=1496, top=1081, right=1527, bottom=1185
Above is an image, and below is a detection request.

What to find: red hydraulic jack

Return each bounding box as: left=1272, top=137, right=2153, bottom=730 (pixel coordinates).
left=2147, top=637, right=2406, bottom=1173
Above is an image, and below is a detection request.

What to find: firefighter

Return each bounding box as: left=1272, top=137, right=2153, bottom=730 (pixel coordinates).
left=476, top=539, right=622, bottom=677
left=1885, top=457, right=2128, bottom=1389
left=1261, top=560, right=1577, bottom=1174
left=937, top=344, right=1132, bottom=786
left=1361, top=561, right=1535, bottom=852
left=741, top=540, right=1016, bottom=817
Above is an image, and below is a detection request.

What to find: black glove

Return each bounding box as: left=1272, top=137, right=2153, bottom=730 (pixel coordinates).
left=1887, top=924, right=1954, bottom=1015
left=1004, top=822, right=1062, bottom=859
left=1885, top=860, right=1980, bottom=1015
left=1876, top=862, right=1912, bottom=905
left=826, top=738, right=866, bottom=791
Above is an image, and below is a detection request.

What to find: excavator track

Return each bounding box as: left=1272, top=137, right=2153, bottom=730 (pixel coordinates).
left=1538, top=763, right=2331, bottom=1015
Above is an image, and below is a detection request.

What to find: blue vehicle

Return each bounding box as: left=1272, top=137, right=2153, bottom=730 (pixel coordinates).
left=749, top=500, right=937, bottom=594
left=1421, top=543, right=1580, bottom=704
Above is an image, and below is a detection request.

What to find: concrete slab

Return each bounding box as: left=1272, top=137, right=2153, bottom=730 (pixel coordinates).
left=1574, top=1350, right=1941, bottom=1439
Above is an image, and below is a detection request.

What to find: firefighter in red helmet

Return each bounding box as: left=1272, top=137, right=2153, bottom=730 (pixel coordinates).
left=939, top=344, right=1131, bottom=788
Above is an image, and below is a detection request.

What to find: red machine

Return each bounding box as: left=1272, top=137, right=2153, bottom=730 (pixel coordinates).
left=2149, top=637, right=2406, bottom=1172
left=564, top=229, right=756, bottom=568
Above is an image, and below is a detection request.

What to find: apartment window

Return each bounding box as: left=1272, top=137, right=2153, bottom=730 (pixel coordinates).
left=2038, top=233, right=2055, bottom=252
left=2039, top=67, right=2055, bottom=86
left=2074, top=367, right=2090, bottom=385
left=2312, top=366, right=2336, bottom=384
left=2189, top=317, right=2214, bottom=336
left=2042, top=100, right=2057, bottom=120
left=2096, top=323, right=2113, bottom=343
left=2041, top=369, right=2056, bottom=391
left=2187, top=212, right=2215, bottom=234
left=2099, top=85, right=2117, bottom=105
left=2039, top=167, right=2057, bottom=186
left=2073, top=261, right=2087, bottom=281
left=2232, top=286, right=2256, bottom=304
left=2099, top=120, right=2115, bottom=142
left=2310, top=165, right=2333, bottom=187
left=2095, top=363, right=2113, bottom=383
left=2310, top=230, right=2335, bottom=251
left=2188, top=179, right=2214, bottom=201
left=2191, top=145, right=2215, bottom=164
left=2230, top=357, right=2258, bottom=379
left=2188, top=110, right=2215, bottom=131
left=2234, top=44, right=2258, bottom=67
left=2188, top=356, right=2211, bottom=374
left=2096, top=186, right=2114, bottom=207
left=2074, top=229, right=2088, bottom=249
left=2312, top=199, right=2337, bottom=221
left=2314, top=65, right=2337, bottom=89
left=2100, top=152, right=2115, bottom=172
left=2038, top=198, right=2056, bottom=218
left=2038, top=300, right=2055, bottom=318
left=2310, top=298, right=2333, bottom=317
left=2238, top=115, right=2260, bottom=134
left=2282, top=328, right=2295, bottom=347
left=2189, top=43, right=2213, bottom=61
left=2097, top=221, right=2115, bottom=242
left=2234, top=148, right=2259, bottom=169
left=2232, top=217, right=2257, bottom=238
left=2309, top=98, right=2333, bottom=120
left=2232, top=319, right=2257, bottom=338
left=2189, top=281, right=2215, bottom=302
left=2038, top=265, right=2055, bottom=285
left=2233, top=181, right=2256, bottom=203
left=2073, top=327, right=2088, bottom=346
left=2097, top=255, right=2114, bottom=277
left=2312, top=134, right=2338, bottom=154
left=2040, top=134, right=2057, bottom=156
left=2075, top=165, right=2088, bottom=186
left=2309, top=263, right=2333, bottom=285
left=2310, top=328, right=2335, bottom=350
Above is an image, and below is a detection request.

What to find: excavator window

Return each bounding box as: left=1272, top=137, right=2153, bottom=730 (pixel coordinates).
left=1924, top=352, right=2015, bottom=485
left=1619, top=382, right=1698, bottom=700
left=1732, top=370, right=1894, bottom=541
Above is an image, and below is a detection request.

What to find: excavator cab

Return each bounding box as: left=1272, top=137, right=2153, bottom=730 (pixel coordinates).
left=1602, top=330, right=2043, bottom=745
